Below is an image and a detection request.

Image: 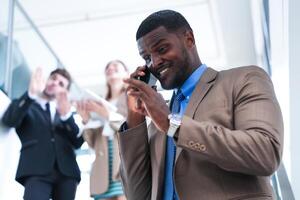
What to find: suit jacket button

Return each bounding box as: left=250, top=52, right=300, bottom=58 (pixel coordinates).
left=51, top=138, right=55, bottom=142
left=66, top=125, right=71, bottom=131
left=199, top=144, right=206, bottom=152
left=188, top=141, right=194, bottom=147
left=194, top=143, right=200, bottom=149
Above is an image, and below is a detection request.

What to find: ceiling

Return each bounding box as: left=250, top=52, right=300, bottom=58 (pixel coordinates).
left=0, top=0, right=262, bottom=96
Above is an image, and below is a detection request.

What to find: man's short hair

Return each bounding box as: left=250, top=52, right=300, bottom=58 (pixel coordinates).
left=136, top=10, right=192, bottom=41
left=50, top=68, right=72, bottom=90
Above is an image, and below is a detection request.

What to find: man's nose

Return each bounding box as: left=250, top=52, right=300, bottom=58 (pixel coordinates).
left=52, top=80, right=60, bottom=86
left=151, top=55, right=163, bottom=69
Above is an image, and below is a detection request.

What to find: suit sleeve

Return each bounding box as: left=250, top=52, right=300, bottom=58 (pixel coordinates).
left=60, top=115, right=84, bottom=149
left=176, top=67, right=283, bottom=176
left=82, top=128, right=102, bottom=149
left=1, top=92, right=34, bottom=128
left=117, top=121, right=152, bottom=200
left=109, top=93, right=127, bottom=131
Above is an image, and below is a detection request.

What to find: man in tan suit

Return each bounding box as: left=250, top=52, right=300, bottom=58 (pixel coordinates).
left=117, top=10, right=283, bottom=200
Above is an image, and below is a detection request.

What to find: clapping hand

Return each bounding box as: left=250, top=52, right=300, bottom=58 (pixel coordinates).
left=75, top=100, right=91, bottom=124
left=86, top=100, right=109, bottom=120
left=29, top=67, right=46, bottom=97
left=75, top=100, right=109, bottom=123
left=56, top=89, right=72, bottom=116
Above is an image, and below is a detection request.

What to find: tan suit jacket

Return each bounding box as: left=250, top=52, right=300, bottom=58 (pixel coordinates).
left=84, top=93, right=127, bottom=196
left=117, top=66, right=283, bottom=200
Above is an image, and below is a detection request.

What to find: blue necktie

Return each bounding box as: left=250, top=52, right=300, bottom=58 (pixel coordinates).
left=163, top=90, right=185, bottom=200
left=171, top=90, right=185, bottom=114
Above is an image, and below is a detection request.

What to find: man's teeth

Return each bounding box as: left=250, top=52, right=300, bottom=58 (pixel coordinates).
left=160, top=68, right=168, bottom=75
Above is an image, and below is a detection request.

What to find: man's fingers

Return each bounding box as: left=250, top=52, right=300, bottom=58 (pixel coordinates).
left=77, top=101, right=86, bottom=110
left=124, top=78, right=149, bottom=91
left=130, top=71, right=145, bottom=79
left=86, top=100, right=101, bottom=111
left=127, top=90, right=148, bottom=101
left=129, top=65, right=147, bottom=79
left=57, top=92, right=67, bottom=99
left=34, top=67, right=42, bottom=76
left=94, top=100, right=104, bottom=107
left=34, top=67, right=43, bottom=81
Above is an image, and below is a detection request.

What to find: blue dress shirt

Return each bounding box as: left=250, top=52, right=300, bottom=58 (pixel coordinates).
left=162, top=64, right=207, bottom=200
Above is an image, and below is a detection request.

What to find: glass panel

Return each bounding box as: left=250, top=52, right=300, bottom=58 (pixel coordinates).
left=0, top=0, right=9, bottom=91
left=8, top=4, right=59, bottom=98
left=0, top=2, right=68, bottom=200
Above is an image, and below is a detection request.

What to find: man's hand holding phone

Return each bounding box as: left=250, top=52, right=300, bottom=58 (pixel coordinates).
left=124, top=66, right=170, bottom=133
left=135, top=65, right=157, bottom=87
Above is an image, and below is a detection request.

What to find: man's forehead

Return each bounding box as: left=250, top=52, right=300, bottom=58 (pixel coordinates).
left=137, top=26, right=173, bottom=54
left=50, top=73, right=68, bottom=82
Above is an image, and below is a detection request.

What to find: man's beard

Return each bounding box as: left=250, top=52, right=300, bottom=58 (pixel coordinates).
left=43, top=90, right=55, bottom=100
left=168, top=48, right=190, bottom=89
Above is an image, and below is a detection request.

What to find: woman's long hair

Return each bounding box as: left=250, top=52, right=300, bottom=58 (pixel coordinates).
left=105, top=60, right=128, bottom=100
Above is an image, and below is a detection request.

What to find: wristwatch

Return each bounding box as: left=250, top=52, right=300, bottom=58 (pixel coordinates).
left=167, top=113, right=182, bottom=137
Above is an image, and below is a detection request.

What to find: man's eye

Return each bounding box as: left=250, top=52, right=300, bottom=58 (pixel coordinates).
left=158, top=46, right=166, bottom=53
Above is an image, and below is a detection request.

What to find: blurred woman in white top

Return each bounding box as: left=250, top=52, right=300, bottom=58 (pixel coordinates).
left=77, top=60, right=129, bottom=200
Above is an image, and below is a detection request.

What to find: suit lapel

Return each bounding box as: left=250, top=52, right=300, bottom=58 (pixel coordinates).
left=153, top=68, right=218, bottom=196
left=184, top=67, right=218, bottom=118
left=53, top=111, right=61, bottom=126
left=175, top=67, right=217, bottom=162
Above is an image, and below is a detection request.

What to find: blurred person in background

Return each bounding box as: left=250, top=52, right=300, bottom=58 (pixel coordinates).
left=76, top=60, right=128, bottom=200
left=1, top=67, right=84, bottom=200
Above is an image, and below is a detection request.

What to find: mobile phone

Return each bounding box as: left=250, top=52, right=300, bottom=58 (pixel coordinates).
left=137, top=66, right=157, bottom=86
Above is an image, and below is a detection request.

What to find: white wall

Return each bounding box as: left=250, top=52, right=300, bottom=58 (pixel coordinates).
left=13, top=1, right=225, bottom=95
left=214, top=0, right=257, bottom=67
left=0, top=91, right=23, bottom=200
left=270, top=0, right=300, bottom=198
left=269, top=0, right=290, bottom=176
left=10, top=0, right=258, bottom=96
left=289, top=0, right=300, bottom=198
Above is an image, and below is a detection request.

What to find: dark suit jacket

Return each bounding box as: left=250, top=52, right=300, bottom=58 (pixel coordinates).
left=1, top=92, right=84, bottom=185
left=118, top=66, right=284, bottom=200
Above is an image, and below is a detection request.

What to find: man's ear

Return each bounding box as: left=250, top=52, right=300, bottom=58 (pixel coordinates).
left=183, top=30, right=195, bottom=48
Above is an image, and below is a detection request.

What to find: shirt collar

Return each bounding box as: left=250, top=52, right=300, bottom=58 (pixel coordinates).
left=177, top=64, right=207, bottom=99
left=35, top=96, right=56, bottom=111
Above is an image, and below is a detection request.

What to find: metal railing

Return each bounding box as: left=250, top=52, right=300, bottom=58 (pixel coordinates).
left=3, top=0, right=65, bottom=98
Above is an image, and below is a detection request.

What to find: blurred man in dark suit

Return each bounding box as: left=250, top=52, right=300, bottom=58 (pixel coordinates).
left=2, top=67, right=84, bottom=200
